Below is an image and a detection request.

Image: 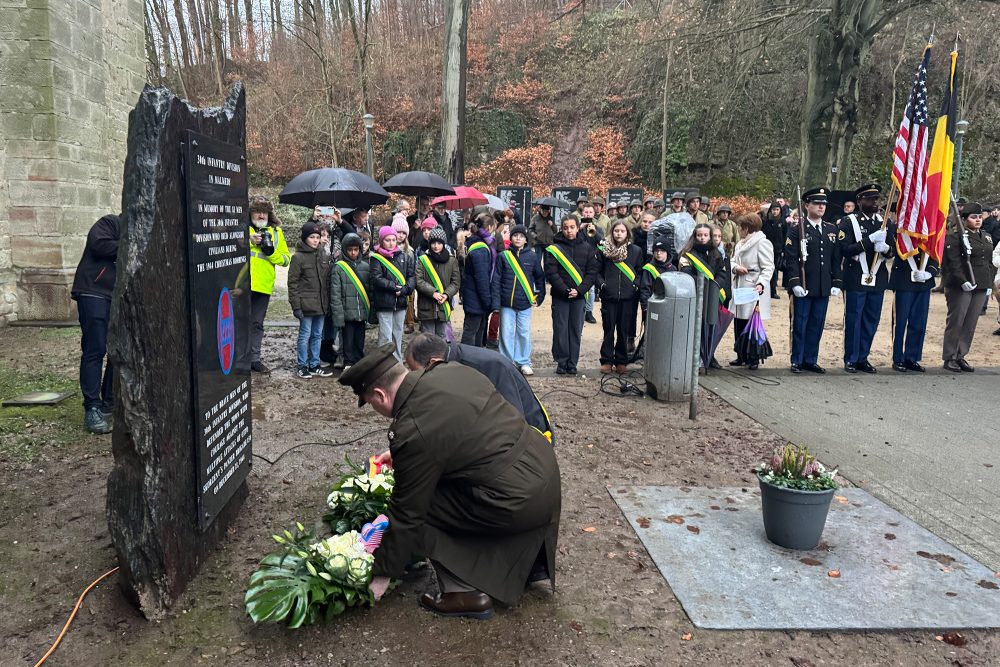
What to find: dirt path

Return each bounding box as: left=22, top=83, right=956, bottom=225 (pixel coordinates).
left=2, top=297, right=999, bottom=665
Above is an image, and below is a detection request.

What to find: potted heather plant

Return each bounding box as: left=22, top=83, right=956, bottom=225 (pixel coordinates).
left=756, top=444, right=838, bottom=550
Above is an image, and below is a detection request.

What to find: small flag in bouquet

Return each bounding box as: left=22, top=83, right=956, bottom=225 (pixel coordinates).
left=359, top=514, right=389, bottom=554
left=735, top=305, right=773, bottom=365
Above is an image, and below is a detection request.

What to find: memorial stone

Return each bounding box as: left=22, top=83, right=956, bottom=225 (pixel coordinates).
left=551, top=186, right=587, bottom=229
left=106, top=84, right=251, bottom=619
left=496, top=186, right=532, bottom=225
left=608, top=187, right=644, bottom=208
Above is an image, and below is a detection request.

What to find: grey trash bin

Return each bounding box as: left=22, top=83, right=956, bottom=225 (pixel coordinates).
left=644, top=271, right=697, bottom=401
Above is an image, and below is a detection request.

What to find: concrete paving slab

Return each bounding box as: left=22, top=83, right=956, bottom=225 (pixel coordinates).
left=611, top=485, right=1000, bottom=630
left=701, top=368, right=1000, bottom=572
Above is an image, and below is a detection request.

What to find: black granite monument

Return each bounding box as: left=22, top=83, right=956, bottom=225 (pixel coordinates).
left=107, top=84, right=251, bottom=619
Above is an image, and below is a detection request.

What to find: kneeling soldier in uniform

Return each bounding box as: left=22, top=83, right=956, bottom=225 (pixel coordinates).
left=836, top=183, right=894, bottom=373
left=339, top=344, right=562, bottom=620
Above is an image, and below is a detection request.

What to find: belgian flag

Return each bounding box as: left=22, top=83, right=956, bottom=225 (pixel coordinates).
left=921, top=49, right=958, bottom=263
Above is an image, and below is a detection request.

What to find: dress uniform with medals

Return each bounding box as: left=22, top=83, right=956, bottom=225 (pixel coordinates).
left=339, top=344, right=561, bottom=619
left=784, top=186, right=843, bottom=373
left=836, top=183, right=894, bottom=373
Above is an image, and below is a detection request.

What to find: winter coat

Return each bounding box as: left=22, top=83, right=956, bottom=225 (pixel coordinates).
left=730, top=231, right=774, bottom=320
left=415, top=251, right=461, bottom=321
left=460, top=233, right=496, bottom=315
left=544, top=232, right=600, bottom=300
left=679, top=246, right=730, bottom=326
left=529, top=212, right=558, bottom=247
left=632, top=228, right=649, bottom=265
left=762, top=211, right=786, bottom=270
left=71, top=214, right=120, bottom=300
left=941, top=228, right=995, bottom=290
left=287, top=240, right=332, bottom=316
left=597, top=244, right=643, bottom=302
left=638, top=258, right=675, bottom=309
left=491, top=246, right=545, bottom=311
left=717, top=217, right=741, bottom=257
left=330, top=255, right=372, bottom=327
left=370, top=249, right=416, bottom=311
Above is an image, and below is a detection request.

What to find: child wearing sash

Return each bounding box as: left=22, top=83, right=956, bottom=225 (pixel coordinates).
left=415, top=227, right=461, bottom=341
left=491, top=225, right=545, bottom=376
left=678, top=223, right=730, bottom=370
left=596, top=221, right=643, bottom=374
left=370, top=226, right=416, bottom=360
left=460, top=213, right=499, bottom=347
left=330, top=233, right=371, bottom=371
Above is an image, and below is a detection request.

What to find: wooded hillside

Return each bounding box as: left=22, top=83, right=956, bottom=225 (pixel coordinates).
left=144, top=0, right=1000, bottom=200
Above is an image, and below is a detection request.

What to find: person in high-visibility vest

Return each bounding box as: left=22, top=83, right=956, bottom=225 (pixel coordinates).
left=249, top=195, right=291, bottom=373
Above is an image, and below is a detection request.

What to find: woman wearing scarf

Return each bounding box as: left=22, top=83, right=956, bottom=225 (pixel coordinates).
left=596, top=221, right=643, bottom=374
left=729, top=213, right=774, bottom=369
left=460, top=213, right=499, bottom=347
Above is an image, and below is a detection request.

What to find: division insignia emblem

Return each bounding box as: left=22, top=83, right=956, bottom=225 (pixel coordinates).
left=785, top=238, right=792, bottom=246
left=838, top=230, right=846, bottom=240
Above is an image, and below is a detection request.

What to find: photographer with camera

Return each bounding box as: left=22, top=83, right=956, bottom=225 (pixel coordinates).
left=249, top=195, right=291, bottom=374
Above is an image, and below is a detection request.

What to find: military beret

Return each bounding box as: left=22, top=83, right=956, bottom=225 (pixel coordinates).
left=338, top=343, right=401, bottom=407
left=629, top=199, right=642, bottom=208
left=591, top=195, right=605, bottom=205
left=854, top=183, right=882, bottom=199
left=576, top=194, right=590, bottom=204
left=802, top=187, right=829, bottom=204
left=670, top=191, right=686, bottom=201
left=961, top=202, right=983, bottom=217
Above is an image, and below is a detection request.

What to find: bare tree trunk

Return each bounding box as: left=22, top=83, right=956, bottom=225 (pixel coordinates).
left=227, top=0, right=241, bottom=54
left=172, top=0, right=193, bottom=67
left=144, top=1, right=163, bottom=83
left=205, top=0, right=226, bottom=95
left=243, top=0, right=257, bottom=60
left=660, top=42, right=673, bottom=192
left=441, top=0, right=471, bottom=183
left=186, top=0, right=205, bottom=62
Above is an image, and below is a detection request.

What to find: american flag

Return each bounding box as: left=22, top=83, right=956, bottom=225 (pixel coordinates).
left=892, top=42, right=933, bottom=259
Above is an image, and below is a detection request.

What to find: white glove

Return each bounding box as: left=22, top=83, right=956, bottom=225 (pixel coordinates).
left=792, top=286, right=808, bottom=298
left=868, top=229, right=887, bottom=244
left=917, top=270, right=932, bottom=282
left=961, top=281, right=976, bottom=292
left=830, top=287, right=842, bottom=297
left=987, top=288, right=994, bottom=297
left=911, top=270, right=930, bottom=283
left=874, top=242, right=891, bottom=254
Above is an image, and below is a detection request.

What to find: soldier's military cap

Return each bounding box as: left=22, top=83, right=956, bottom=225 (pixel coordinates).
left=653, top=198, right=665, bottom=208
left=686, top=192, right=702, bottom=204
left=854, top=183, right=882, bottom=199
left=960, top=202, right=983, bottom=217
left=957, top=196, right=969, bottom=205
left=629, top=198, right=642, bottom=208
left=591, top=195, right=605, bottom=205
left=616, top=200, right=628, bottom=208
left=644, top=195, right=656, bottom=205
left=338, top=342, right=402, bottom=406
left=802, top=187, right=829, bottom=204
left=670, top=191, right=686, bottom=201
left=576, top=194, right=590, bottom=204
left=716, top=204, right=732, bottom=213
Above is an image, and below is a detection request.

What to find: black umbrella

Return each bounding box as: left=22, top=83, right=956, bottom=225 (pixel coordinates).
left=531, top=196, right=573, bottom=209
left=382, top=171, right=455, bottom=197
left=278, top=168, right=389, bottom=209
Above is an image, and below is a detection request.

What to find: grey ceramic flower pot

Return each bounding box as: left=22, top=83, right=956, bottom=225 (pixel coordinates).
left=758, top=473, right=836, bottom=550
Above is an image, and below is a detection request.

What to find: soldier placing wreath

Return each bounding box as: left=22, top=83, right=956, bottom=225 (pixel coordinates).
left=338, top=343, right=562, bottom=620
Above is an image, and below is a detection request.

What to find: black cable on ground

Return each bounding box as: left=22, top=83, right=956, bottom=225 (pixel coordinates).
left=252, top=428, right=388, bottom=466
left=718, top=367, right=782, bottom=387
left=598, top=371, right=646, bottom=398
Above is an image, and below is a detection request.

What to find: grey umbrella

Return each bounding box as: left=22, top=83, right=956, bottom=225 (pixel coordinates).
left=531, top=196, right=574, bottom=209
left=278, top=168, right=389, bottom=209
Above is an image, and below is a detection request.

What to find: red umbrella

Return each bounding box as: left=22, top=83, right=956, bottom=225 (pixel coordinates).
left=430, top=186, right=488, bottom=210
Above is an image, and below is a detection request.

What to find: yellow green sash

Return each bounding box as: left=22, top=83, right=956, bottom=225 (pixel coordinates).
left=545, top=245, right=583, bottom=286
left=336, top=261, right=370, bottom=312
left=467, top=241, right=490, bottom=254
left=642, top=263, right=660, bottom=279
left=502, top=250, right=536, bottom=305
left=371, top=252, right=406, bottom=285
left=684, top=252, right=726, bottom=302
left=418, top=254, right=452, bottom=320
left=615, top=261, right=636, bottom=282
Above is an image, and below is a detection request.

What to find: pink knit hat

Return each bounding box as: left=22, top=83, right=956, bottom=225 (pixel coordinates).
left=420, top=216, right=439, bottom=231
left=391, top=216, right=409, bottom=236
left=378, top=225, right=397, bottom=242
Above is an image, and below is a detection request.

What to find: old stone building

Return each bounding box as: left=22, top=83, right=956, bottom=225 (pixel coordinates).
left=0, top=0, right=145, bottom=324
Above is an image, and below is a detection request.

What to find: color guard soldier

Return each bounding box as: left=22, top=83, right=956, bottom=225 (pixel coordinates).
left=836, top=183, right=894, bottom=373
left=785, top=186, right=843, bottom=373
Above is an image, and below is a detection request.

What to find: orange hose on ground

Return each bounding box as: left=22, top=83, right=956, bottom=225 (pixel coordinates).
left=33, top=566, right=119, bottom=667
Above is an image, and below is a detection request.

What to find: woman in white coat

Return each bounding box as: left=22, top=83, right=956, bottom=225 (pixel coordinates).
left=729, top=213, right=774, bottom=369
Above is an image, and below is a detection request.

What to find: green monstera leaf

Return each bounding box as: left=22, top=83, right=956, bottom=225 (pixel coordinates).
left=245, top=553, right=344, bottom=628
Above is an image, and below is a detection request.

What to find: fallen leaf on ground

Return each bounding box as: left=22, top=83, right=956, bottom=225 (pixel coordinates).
left=569, top=621, right=583, bottom=632
left=799, top=557, right=821, bottom=566
left=636, top=518, right=650, bottom=529
left=827, top=569, right=841, bottom=578
left=686, top=525, right=700, bottom=534
left=833, top=495, right=849, bottom=505
left=681, top=633, right=692, bottom=641
left=941, top=631, right=967, bottom=646
left=665, top=515, right=685, bottom=524
left=582, top=526, right=597, bottom=533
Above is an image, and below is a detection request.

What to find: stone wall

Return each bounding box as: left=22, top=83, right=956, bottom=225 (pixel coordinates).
left=0, top=0, right=145, bottom=324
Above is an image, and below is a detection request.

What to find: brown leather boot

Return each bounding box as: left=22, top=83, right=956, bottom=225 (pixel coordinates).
left=600, top=364, right=612, bottom=374
left=614, top=364, right=628, bottom=374
left=419, top=592, right=495, bottom=620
